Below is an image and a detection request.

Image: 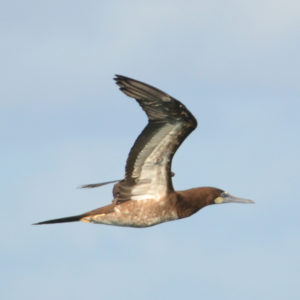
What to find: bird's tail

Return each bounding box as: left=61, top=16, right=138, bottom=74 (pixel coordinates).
left=33, top=214, right=85, bottom=225
left=33, top=204, right=115, bottom=225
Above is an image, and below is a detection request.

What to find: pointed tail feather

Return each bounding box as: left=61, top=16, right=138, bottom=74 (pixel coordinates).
left=33, top=214, right=85, bottom=225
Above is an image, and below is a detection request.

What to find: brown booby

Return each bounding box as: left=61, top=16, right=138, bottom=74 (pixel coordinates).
left=34, top=75, right=253, bottom=227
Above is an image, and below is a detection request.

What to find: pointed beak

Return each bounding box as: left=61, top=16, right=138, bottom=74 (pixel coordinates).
left=222, top=192, right=254, bottom=204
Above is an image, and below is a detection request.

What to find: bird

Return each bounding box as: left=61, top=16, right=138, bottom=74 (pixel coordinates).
left=34, top=75, right=254, bottom=227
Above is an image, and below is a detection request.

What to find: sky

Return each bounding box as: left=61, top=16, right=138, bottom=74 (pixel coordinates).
left=1, top=0, right=300, bottom=299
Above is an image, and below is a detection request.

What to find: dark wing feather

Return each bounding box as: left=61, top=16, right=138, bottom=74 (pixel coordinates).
left=79, top=179, right=120, bottom=189
left=114, top=75, right=197, bottom=202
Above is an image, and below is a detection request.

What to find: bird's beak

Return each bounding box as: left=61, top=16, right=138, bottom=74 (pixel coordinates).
left=215, top=192, right=255, bottom=204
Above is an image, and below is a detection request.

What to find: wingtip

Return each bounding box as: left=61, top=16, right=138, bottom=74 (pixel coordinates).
left=77, top=184, right=93, bottom=189
left=114, top=75, right=125, bottom=88
left=114, top=74, right=126, bottom=79
left=114, top=74, right=125, bottom=82
left=78, top=180, right=121, bottom=189
left=114, top=75, right=137, bottom=85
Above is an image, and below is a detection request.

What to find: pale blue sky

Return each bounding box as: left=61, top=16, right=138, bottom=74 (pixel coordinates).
left=1, top=1, right=300, bottom=299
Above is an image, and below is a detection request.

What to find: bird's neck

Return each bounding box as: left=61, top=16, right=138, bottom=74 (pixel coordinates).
left=175, top=188, right=212, bottom=219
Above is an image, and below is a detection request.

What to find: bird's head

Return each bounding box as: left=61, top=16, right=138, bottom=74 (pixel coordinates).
left=176, top=187, right=254, bottom=219
left=212, top=190, right=254, bottom=205
left=182, top=187, right=254, bottom=206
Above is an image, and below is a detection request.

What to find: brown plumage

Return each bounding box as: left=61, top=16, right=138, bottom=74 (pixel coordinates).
left=34, top=75, right=253, bottom=227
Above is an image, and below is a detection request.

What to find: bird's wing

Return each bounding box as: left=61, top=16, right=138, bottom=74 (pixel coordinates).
left=79, top=179, right=120, bottom=189
left=114, top=75, right=197, bottom=203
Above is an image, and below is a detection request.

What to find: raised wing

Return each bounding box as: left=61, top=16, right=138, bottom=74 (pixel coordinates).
left=114, top=75, right=197, bottom=203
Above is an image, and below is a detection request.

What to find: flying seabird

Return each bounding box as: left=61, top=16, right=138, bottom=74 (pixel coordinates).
left=34, top=75, right=253, bottom=227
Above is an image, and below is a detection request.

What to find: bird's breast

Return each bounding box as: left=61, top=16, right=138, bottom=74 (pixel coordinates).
left=86, top=198, right=178, bottom=227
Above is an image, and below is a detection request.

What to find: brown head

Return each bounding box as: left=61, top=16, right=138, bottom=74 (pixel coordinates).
left=176, top=187, right=254, bottom=219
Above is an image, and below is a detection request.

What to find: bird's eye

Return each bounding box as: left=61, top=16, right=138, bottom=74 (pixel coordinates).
left=221, top=191, right=228, bottom=197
